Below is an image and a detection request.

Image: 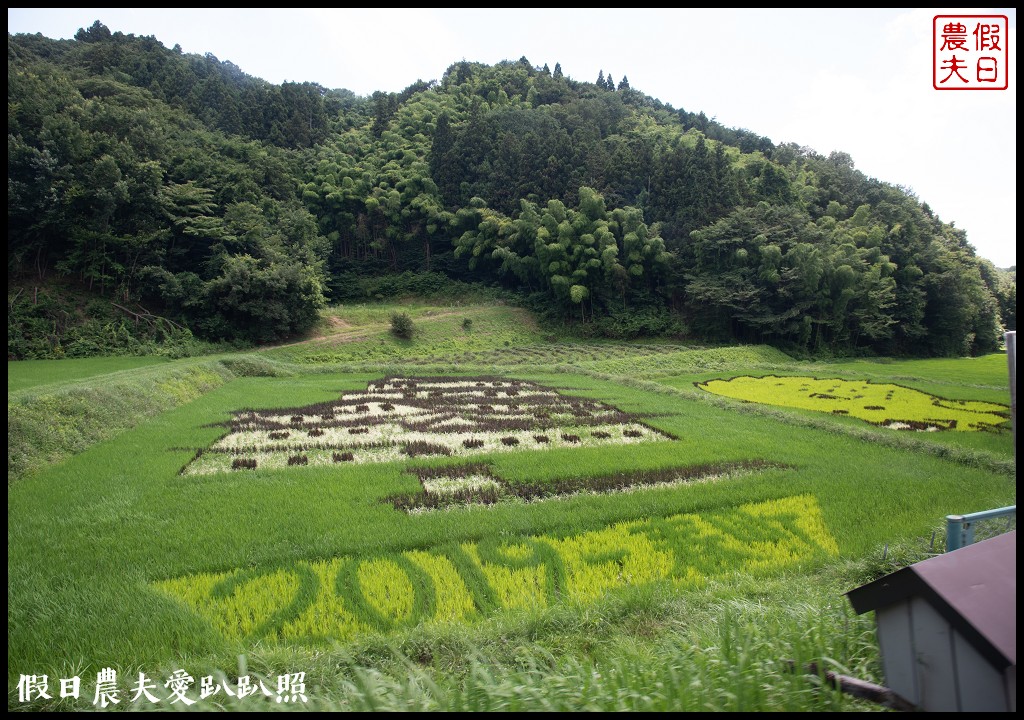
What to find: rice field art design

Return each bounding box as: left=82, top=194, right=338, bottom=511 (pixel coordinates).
left=182, top=377, right=674, bottom=475
left=388, top=460, right=790, bottom=512
left=154, top=494, right=838, bottom=644
left=696, top=375, right=1010, bottom=432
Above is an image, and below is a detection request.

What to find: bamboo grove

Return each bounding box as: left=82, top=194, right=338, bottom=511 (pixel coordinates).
left=8, top=24, right=1015, bottom=357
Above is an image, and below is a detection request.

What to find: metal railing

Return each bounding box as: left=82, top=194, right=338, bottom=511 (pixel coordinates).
left=1007, top=330, right=1016, bottom=451
left=946, top=505, right=1016, bottom=551
left=943, top=334, right=1015, bottom=552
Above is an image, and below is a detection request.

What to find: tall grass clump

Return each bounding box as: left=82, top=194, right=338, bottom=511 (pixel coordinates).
left=235, top=577, right=877, bottom=712
left=218, top=354, right=297, bottom=378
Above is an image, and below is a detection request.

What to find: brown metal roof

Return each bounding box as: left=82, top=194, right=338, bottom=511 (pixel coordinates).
left=847, top=530, right=1016, bottom=670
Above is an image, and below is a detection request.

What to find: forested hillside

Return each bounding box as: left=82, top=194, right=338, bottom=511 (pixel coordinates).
left=8, top=22, right=1015, bottom=358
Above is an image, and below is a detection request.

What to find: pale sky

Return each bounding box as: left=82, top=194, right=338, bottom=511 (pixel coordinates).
left=8, top=8, right=1017, bottom=268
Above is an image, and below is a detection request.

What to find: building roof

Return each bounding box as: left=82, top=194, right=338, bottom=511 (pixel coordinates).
left=847, top=530, right=1016, bottom=670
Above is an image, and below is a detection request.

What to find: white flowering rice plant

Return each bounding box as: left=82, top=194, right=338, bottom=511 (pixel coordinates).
left=183, top=377, right=674, bottom=475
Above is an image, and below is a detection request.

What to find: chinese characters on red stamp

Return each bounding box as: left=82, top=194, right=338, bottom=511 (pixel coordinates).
left=934, top=15, right=1008, bottom=90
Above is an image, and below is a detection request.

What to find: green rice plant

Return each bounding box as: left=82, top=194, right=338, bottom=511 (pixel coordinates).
left=589, top=368, right=1014, bottom=468
left=282, top=559, right=366, bottom=640
left=824, top=353, right=1011, bottom=390
left=11, top=558, right=897, bottom=711
left=583, top=345, right=793, bottom=378
left=7, top=355, right=171, bottom=393
left=8, top=361, right=1014, bottom=711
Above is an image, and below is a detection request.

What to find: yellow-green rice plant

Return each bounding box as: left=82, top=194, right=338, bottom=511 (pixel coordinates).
left=697, top=375, right=1009, bottom=431
left=334, top=555, right=435, bottom=632
left=154, top=566, right=310, bottom=641
left=282, top=559, right=366, bottom=640
left=634, top=495, right=839, bottom=581
left=743, top=494, right=840, bottom=556
left=404, top=550, right=477, bottom=623
left=156, top=496, right=839, bottom=644
left=433, top=543, right=500, bottom=615
left=548, top=522, right=675, bottom=604
left=466, top=540, right=555, bottom=611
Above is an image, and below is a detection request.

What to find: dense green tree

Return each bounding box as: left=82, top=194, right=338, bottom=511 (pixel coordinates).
left=685, top=203, right=903, bottom=350
left=199, top=254, right=326, bottom=342
left=8, top=28, right=1003, bottom=355
left=454, top=188, right=667, bottom=320
left=986, top=265, right=1016, bottom=332
left=74, top=20, right=112, bottom=43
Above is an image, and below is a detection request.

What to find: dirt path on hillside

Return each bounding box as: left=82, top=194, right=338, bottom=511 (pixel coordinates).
left=261, top=309, right=485, bottom=352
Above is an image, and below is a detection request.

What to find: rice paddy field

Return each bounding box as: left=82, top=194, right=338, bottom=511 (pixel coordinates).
left=7, top=302, right=1016, bottom=711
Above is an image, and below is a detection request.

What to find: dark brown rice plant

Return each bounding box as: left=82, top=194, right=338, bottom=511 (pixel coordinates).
left=404, top=441, right=453, bottom=457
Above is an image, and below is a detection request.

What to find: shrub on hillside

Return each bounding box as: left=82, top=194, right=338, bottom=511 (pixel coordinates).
left=390, top=312, right=414, bottom=339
